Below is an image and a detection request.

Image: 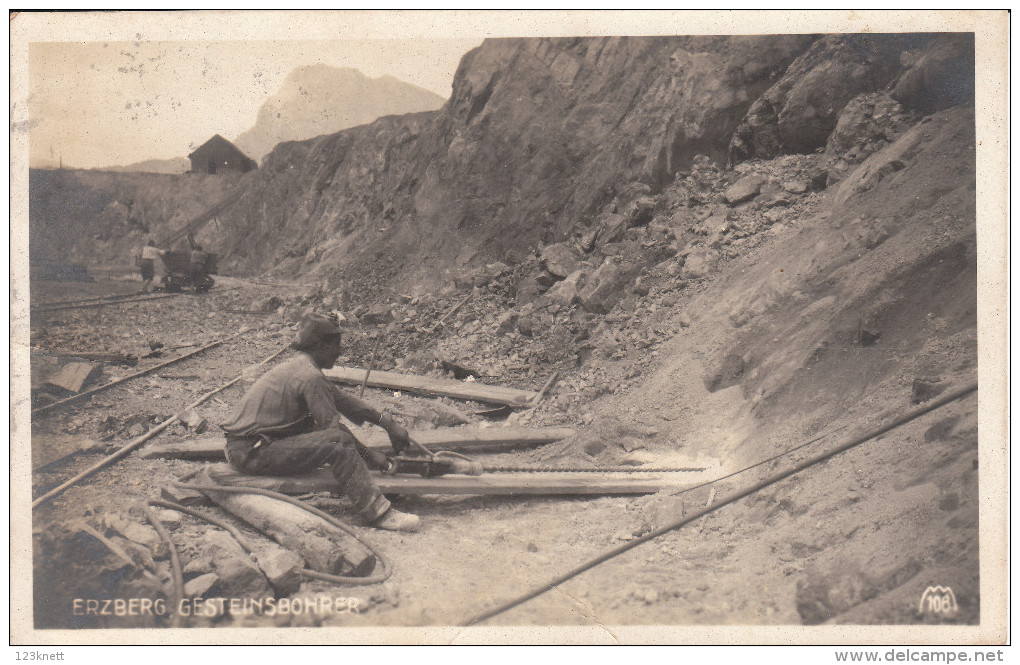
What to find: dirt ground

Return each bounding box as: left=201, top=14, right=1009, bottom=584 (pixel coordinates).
left=26, top=271, right=977, bottom=632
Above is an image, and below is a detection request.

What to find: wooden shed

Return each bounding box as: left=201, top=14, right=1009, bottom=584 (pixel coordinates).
left=188, top=135, right=257, bottom=174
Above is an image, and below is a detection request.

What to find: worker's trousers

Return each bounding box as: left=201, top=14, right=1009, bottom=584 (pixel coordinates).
left=225, top=428, right=390, bottom=521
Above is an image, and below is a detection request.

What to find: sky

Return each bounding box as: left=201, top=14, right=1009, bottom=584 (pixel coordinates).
left=27, top=38, right=481, bottom=169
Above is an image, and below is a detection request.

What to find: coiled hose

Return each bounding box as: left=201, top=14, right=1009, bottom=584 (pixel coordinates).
left=143, top=481, right=393, bottom=623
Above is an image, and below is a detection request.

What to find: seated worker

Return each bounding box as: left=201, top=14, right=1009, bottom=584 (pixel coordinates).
left=189, top=244, right=209, bottom=290
left=220, top=313, right=420, bottom=532
left=139, top=238, right=165, bottom=293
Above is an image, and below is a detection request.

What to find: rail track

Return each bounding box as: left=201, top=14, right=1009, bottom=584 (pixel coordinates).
left=31, top=285, right=243, bottom=314
left=31, top=291, right=182, bottom=313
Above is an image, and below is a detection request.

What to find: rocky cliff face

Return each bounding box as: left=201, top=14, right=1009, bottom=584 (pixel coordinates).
left=217, top=36, right=815, bottom=284
left=214, top=34, right=973, bottom=296
left=727, top=33, right=972, bottom=162
left=233, top=65, right=445, bottom=162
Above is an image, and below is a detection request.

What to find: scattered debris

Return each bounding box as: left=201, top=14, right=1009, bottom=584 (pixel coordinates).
left=912, top=378, right=947, bottom=404
left=46, top=361, right=104, bottom=394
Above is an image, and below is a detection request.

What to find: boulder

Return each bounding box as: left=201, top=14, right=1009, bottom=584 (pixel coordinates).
left=495, top=311, right=519, bottom=334
left=723, top=174, right=767, bottom=204
left=892, top=34, right=975, bottom=113
left=729, top=34, right=910, bottom=161
left=679, top=248, right=718, bottom=280
left=534, top=270, right=558, bottom=289
left=252, top=543, right=304, bottom=596
left=627, top=197, right=657, bottom=227
left=360, top=304, right=394, bottom=325
left=253, top=296, right=284, bottom=313
left=596, top=213, right=629, bottom=247
left=578, top=227, right=600, bottom=253
left=101, top=514, right=163, bottom=555
left=825, top=92, right=916, bottom=160
left=912, top=378, right=947, bottom=404
left=578, top=258, right=641, bottom=314
left=545, top=268, right=589, bottom=307
left=198, top=530, right=272, bottom=599
left=184, top=573, right=220, bottom=598
left=539, top=243, right=582, bottom=279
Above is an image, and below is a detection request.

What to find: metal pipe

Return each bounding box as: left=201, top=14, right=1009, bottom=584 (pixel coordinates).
left=140, top=502, right=183, bottom=628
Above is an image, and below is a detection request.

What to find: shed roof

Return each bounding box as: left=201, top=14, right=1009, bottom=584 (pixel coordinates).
left=188, top=134, right=254, bottom=162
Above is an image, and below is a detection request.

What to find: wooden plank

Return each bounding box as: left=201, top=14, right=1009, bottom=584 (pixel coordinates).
left=324, top=366, right=538, bottom=407
left=200, top=464, right=690, bottom=496
left=139, top=427, right=575, bottom=460
left=46, top=361, right=103, bottom=393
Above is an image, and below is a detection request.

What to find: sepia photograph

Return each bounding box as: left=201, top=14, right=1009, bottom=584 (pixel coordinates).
left=9, top=10, right=1008, bottom=647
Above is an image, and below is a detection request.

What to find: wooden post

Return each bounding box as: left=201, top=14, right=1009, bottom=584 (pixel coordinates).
left=531, top=371, right=560, bottom=406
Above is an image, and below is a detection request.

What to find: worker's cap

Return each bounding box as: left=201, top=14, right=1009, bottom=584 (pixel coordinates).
left=292, top=313, right=343, bottom=350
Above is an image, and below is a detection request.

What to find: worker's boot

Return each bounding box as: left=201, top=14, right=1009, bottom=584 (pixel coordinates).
left=371, top=508, right=421, bottom=532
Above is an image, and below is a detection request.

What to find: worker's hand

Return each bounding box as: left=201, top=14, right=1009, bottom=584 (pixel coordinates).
left=386, top=422, right=411, bottom=454
left=361, top=447, right=391, bottom=471
left=378, top=412, right=411, bottom=453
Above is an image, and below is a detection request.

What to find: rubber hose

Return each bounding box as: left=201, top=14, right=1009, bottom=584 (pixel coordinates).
left=152, top=497, right=390, bottom=587
left=149, top=499, right=255, bottom=551
left=140, top=502, right=183, bottom=628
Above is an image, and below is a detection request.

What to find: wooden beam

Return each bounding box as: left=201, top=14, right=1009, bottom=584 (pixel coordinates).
left=324, top=366, right=538, bottom=407
left=200, top=464, right=691, bottom=496
left=139, top=427, right=576, bottom=461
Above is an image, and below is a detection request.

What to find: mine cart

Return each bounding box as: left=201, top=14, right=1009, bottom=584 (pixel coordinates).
left=160, top=249, right=217, bottom=292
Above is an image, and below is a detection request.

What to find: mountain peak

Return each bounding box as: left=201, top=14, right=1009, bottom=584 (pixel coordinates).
left=233, top=65, right=444, bottom=161
left=285, top=64, right=367, bottom=82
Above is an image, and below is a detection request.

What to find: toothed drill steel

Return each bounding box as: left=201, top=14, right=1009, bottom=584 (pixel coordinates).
left=480, top=465, right=705, bottom=473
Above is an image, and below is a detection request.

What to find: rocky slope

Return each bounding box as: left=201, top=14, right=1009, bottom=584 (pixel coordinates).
left=104, top=157, right=191, bottom=175
left=233, top=65, right=445, bottom=162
